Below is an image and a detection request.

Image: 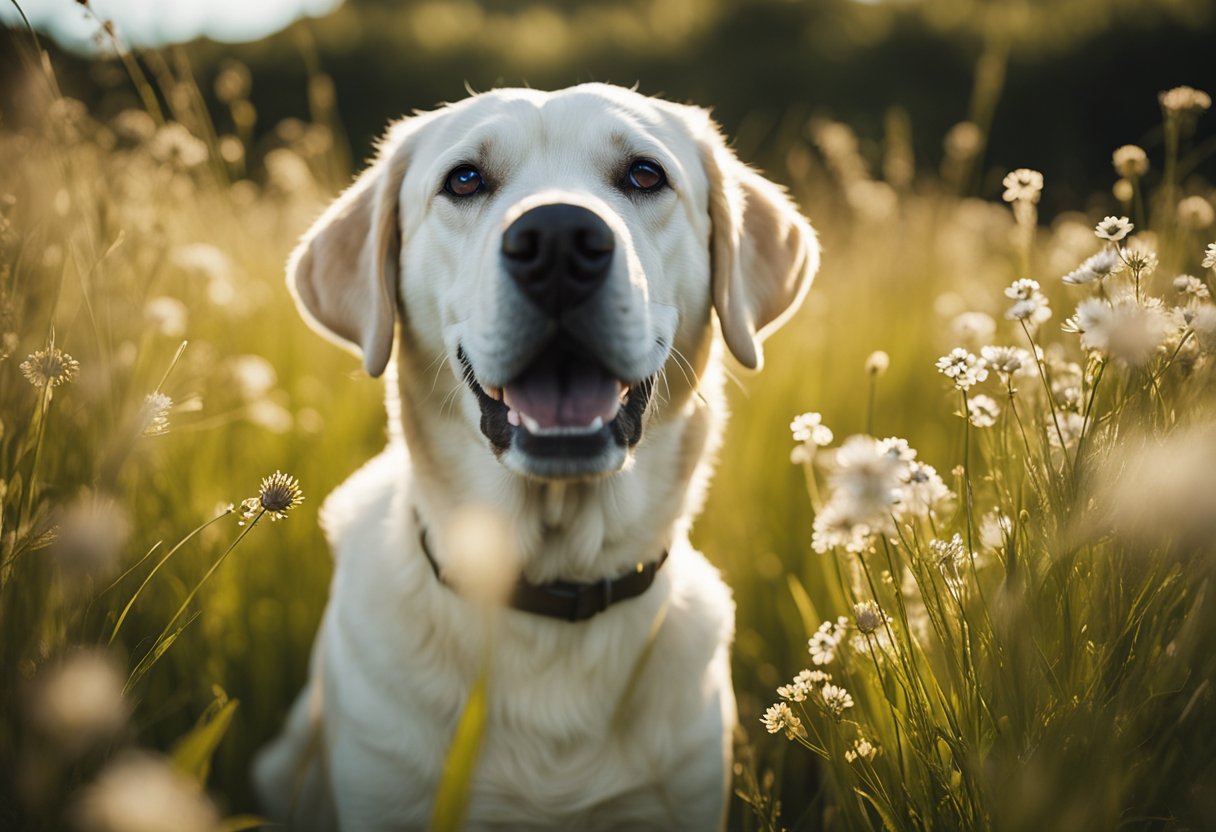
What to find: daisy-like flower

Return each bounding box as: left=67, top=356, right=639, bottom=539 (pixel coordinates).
left=845, top=737, right=878, bottom=763
left=1159, top=85, right=1211, bottom=115
left=808, top=618, right=847, bottom=665
left=1095, top=216, right=1133, bottom=242
left=1003, top=279, right=1052, bottom=325
left=761, top=702, right=803, bottom=739
left=778, top=669, right=829, bottom=703
left=1192, top=305, right=1216, bottom=350
left=877, top=436, right=917, bottom=463
left=936, top=347, right=988, bottom=391
left=898, top=460, right=952, bottom=519
left=796, top=668, right=832, bottom=686
left=1203, top=243, right=1216, bottom=270
left=820, top=684, right=855, bottom=717
left=776, top=682, right=807, bottom=702
left=1111, top=145, right=1149, bottom=178
left=980, top=345, right=1034, bottom=380
left=1062, top=249, right=1125, bottom=285
left=1174, top=274, right=1210, bottom=300
left=810, top=502, right=874, bottom=553
left=852, top=600, right=888, bottom=635
left=1001, top=168, right=1044, bottom=203
left=790, top=411, right=834, bottom=447
left=20, top=345, right=80, bottom=389
left=141, top=392, right=173, bottom=437
left=1065, top=297, right=1169, bottom=366
left=240, top=470, right=304, bottom=524
left=967, top=394, right=1001, bottom=428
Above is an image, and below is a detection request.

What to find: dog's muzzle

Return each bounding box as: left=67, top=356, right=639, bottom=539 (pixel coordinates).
left=457, top=203, right=659, bottom=478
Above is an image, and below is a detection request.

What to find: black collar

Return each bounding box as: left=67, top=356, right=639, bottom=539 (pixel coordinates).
left=415, top=514, right=668, bottom=622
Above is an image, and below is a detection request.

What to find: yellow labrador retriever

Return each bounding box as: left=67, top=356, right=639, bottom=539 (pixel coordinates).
left=253, top=83, right=817, bottom=831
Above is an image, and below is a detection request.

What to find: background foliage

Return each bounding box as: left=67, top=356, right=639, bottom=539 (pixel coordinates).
left=1, top=0, right=1215, bottom=829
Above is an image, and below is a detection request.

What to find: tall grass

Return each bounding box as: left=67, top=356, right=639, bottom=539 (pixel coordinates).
left=1, top=10, right=1214, bottom=831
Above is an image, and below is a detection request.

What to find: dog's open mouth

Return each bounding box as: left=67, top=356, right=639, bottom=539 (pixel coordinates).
left=460, top=341, right=654, bottom=473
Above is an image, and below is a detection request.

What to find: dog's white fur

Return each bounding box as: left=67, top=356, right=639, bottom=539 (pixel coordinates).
left=253, top=83, right=817, bottom=831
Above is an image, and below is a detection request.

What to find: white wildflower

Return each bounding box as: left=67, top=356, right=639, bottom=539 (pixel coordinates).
left=1095, top=216, right=1133, bottom=242
left=1159, top=85, right=1211, bottom=115
left=1111, top=145, right=1149, bottom=178
left=845, top=737, right=878, bottom=763
left=1174, top=274, right=1210, bottom=300
left=830, top=435, right=905, bottom=524
left=865, top=350, right=890, bottom=376
left=1120, top=239, right=1158, bottom=278
left=808, top=618, right=847, bottom=665
left=1004, top=279, right=1052, bottom=325
left=1177, top=196, right=1214, bottom=229
left=1062, top=249, right=1124, bottom=285
left=761, top=702, right=803, bottom=740
left=967, top=394, right=1001, bottom=428
left=1065, top=297, right=1169, bottom=366
left=1203, top=243, right=1216, bottom=270
left=29, top=651, right=129, bottom=756
left=1001, top=168, right=1043, bottom=203
left=980, top=345, right=1034, bottom=380
left=899, top=460, right=952, bottom=518
left=143, top=296, right=188, bottom=338
left=49, top=492, right=130, bottom=582
left=1191, top=306, right=1216, bottom=350
left=820, top=684, right=855, bottom=717
left=72, top=751, right=219, bottom=832
left=936, top=347, right=989, bottom=391
left=951, top=311, right=997, bottom=345
left=790, top=411, right=834, bottom=447
left=811, top=502, right=874, bottom=553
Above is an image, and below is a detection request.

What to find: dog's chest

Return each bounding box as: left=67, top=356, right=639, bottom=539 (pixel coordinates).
left=315, top=452, right=734, bottom=829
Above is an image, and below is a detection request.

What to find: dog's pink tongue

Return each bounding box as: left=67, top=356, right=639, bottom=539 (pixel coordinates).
left=504, top=353, right=620, bottom=429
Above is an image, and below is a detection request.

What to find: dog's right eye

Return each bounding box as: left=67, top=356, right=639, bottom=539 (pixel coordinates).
left=444, top=165, right=485, bottom=197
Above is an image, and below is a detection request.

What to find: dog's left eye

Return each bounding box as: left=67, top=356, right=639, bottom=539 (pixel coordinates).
left=626, top=159, right=667, bottom=193
left=444, top=165, right=485, bottom=197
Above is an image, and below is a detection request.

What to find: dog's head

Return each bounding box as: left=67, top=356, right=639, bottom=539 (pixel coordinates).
left=289, top=84, right=818, bottom=480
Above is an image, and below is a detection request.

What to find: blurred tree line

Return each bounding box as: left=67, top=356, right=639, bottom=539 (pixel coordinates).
left=3, top=0, right=1215, bottom=212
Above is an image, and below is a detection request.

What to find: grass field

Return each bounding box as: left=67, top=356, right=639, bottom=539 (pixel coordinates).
left=2, top=20, right=1215, bottom=832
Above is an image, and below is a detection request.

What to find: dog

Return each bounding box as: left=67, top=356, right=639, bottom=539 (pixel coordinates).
left=252, top=83, right=818, bottom=831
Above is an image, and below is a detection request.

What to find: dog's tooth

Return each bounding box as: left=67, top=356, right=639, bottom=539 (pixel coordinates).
left=507, top=409, right=521, bottom=427
left=520, top=413, right=541, bottom=434
left=589, top=416, right=603, bottom=431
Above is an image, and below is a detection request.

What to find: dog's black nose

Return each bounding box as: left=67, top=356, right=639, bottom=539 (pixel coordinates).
left=502, top=204, right=614, bottom=316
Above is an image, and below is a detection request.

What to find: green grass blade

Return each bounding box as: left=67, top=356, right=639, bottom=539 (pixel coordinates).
left=430, top=666, right=490, bottom=832
left=171, top=689, right=240, bottom=785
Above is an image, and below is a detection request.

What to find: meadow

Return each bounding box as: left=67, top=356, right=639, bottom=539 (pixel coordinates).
left=1, top=12, right=1215, bottom=831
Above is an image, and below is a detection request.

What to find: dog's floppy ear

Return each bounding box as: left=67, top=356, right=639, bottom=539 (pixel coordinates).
left=698, top=120, right=819, bottom=371
left=287, top=120, right=416, bottom=378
